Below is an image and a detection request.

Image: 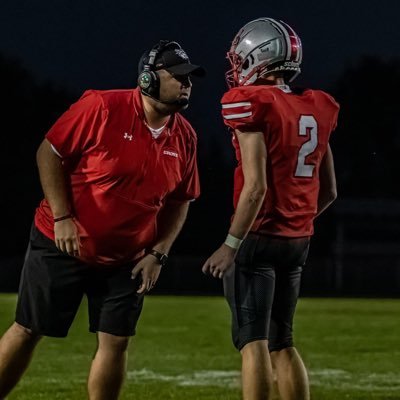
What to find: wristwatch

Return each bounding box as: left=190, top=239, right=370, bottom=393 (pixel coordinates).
left=148, top=249, right=168, bottom=267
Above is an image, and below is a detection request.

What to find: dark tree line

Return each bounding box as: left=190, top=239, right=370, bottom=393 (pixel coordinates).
left=331, top=56, right=400, bottom=198
left=1, top=54, right=76, bottom=255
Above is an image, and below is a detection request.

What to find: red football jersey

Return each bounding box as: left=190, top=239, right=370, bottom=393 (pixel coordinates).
left=221, top=85, right=339, bottom=237
left=35, top=88, right=200, bottom=265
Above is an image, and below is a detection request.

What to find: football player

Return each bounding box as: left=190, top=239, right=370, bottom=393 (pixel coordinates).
left=202, top=18, right=339, bottom=400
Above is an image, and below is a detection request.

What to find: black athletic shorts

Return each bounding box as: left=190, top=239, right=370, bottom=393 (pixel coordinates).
left=223, top=233, right=310, bottom=352
left=15, top=224, right=144, bottom=338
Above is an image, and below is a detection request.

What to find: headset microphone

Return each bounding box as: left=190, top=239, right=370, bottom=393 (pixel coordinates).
left=142, top=91, right=189, bottom=107
left=163, top=97, right=189, bottom=106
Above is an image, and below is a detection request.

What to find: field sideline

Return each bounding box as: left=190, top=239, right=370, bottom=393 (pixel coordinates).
left=0, top=294, right=399, bottom=399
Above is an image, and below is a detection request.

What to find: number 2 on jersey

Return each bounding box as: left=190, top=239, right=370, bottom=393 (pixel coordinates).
left=295, top=115, right=318, bottom=178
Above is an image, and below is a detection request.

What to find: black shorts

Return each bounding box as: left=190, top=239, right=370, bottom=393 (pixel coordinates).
left=15, top=225, right=144, bottom=338
left=223, top=233, right=310, bottom=352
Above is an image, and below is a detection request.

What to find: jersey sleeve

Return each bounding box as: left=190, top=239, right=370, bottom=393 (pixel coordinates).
left=317, top=90, right=340, bottom=133
left=45, top=90, right=105, bottom=158
left=330, top=99, right=340, bottom=133
left=221, top=87, right=269, bottom=132
left=168, top=133, right=200, bottom=202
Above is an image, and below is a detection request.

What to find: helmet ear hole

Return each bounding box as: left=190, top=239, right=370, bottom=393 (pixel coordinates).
left=242, top=58, right=250, bottom=70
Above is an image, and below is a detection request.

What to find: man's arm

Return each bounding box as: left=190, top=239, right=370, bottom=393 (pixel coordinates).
left=202, top=130, right=267, bottom=278
left=316, top=144, right=337, bottom=217
left=36, top=138, right=80, bottom=256
left=36, top=139, right=69, bottom=218
left=152, top=200, right=190, bottom=254
left=131, top=200, right=190, bottom=293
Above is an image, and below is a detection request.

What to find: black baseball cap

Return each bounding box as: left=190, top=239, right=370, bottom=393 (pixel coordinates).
left=138, top=41, right=206, bottom=77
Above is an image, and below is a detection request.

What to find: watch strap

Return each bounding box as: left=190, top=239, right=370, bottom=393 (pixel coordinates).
left=148, top=249, right=168, bottom=266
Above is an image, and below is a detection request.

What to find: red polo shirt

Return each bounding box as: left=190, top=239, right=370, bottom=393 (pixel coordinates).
left=35, top=88, right=200, bottom=265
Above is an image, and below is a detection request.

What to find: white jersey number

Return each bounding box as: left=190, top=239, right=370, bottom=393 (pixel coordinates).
left=295, top=115, right=318, bottom=178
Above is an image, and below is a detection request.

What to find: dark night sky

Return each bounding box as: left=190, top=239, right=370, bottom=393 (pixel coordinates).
left=1, top=0, right=399, bottom=92
left=2, top=0, right=399, bottom=166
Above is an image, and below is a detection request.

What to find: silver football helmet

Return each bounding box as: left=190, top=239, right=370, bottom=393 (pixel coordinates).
left=226, top=18, right=302, bottom=88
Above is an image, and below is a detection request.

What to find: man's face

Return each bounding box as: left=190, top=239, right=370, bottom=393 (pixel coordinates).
left=157, top=69, right=192, bottom=110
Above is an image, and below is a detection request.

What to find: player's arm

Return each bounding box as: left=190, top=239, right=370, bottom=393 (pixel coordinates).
left=229, top=130, right=267, bottom=238
left=202, top=130, right=267, bottom=278
left=316, top=144, right=337, bottom=217
left=36, top=139, right=80, bottom=256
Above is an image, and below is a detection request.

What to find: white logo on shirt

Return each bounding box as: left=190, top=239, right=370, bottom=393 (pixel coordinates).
left=163, top=150, right=178, bottom=158
left=123, top=132, right=133, bottom=141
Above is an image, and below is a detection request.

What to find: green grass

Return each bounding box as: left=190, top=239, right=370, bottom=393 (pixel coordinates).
left=0, top=295, right=399, bottom=399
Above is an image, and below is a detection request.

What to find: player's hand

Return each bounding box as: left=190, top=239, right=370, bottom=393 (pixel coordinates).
left=202, top=244, right=236, bottom=279
left=54, top=218, right=81, bottom=257
left=131, top=255, right=162, bottom=294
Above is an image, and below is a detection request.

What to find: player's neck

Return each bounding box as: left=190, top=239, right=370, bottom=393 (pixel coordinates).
left=272, top=77, right=286, bottom=86
left=258, top=75, right=286, bottom=86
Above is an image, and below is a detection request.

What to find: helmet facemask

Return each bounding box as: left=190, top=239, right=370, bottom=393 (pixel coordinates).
left=226, top=51, right=269, bottom=88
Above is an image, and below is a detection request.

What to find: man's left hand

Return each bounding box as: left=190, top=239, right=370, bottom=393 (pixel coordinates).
left=202, top=244, right=237, bottom=279
left=131, top=255, right=162, bottom=294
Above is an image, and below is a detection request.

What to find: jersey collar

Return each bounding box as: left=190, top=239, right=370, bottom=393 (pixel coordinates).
left=274, top=84, right=292, bottom=93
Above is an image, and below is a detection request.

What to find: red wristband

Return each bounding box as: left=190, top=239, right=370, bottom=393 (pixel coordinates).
left=53, top=214, right=73, bottom=223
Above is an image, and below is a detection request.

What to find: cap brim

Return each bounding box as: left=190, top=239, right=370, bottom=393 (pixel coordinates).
left=165, top=64, right=206, bottom=77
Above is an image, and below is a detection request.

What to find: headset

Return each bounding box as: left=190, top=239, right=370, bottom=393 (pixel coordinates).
left=138, top=40, right=181, bottom=100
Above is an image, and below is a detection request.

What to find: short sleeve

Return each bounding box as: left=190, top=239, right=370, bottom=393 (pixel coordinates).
left=330, top=99, right=340, bottom=133
left=221, top=87, right=268, bottom=132
left=45, top=90, right=105, bottom=158
left=168, top=135, right=200, bottom=202
left=315, top=90, right=340, bottom=134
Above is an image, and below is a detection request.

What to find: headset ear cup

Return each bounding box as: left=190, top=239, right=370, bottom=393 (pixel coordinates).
left=138, top=70, right=159, bottom=97
left=139, top=40, right=172, bottom=98
left=138, top=71, right=152, bottom=91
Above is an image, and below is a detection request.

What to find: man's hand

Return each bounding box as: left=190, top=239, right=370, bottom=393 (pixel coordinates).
left=54, top=218, right=81, bottom=257
left=202, top=244, right=237, bottom=279
left=131, top=255, right=162, bottom=294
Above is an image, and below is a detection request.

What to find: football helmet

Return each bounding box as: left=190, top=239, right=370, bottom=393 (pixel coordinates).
left=226, top=18, right=302, bottom=88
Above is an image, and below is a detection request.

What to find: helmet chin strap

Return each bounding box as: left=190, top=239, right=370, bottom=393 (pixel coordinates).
left=238, top=64, right=266, bottom=86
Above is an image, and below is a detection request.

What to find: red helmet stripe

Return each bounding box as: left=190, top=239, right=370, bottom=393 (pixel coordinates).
left=269, top=19, right=292, bottom=60
left=280, top=21, right=301, bottom=62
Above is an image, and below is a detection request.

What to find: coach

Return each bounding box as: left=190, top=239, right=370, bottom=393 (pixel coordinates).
left=0, top=40, right=205, bottom=400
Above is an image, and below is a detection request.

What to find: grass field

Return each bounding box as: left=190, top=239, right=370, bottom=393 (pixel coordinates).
left=0, top=295, right=399, bottom=399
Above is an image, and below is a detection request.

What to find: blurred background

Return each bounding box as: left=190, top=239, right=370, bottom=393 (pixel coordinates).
left=1, top=0, right=399, bottom=297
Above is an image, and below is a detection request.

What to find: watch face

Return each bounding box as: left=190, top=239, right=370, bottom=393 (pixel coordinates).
left=150, top=250, right=168, bottom=266
left=159, top=254, right=168, bottom=266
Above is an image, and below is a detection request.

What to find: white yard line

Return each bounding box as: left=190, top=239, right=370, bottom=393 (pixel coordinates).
left=128, top=368, right=400, bottom=391
left=127, top=369, right=240, bottom=388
